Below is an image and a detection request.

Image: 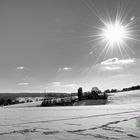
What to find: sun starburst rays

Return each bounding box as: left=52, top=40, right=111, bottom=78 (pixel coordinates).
left=80, top=0, right=140, bottom=62
left=90, top=12, right=139, bottom=61
left=98, top=16, right=135, bottom=49
left=59, top=0, right=140, bottom=63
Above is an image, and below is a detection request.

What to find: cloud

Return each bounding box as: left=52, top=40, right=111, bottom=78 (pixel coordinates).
left=89, top=51, right=93, bottom=55
left=86, top=58, right=137, bottom=76
left=18, top=82, right=29, bottom=86
left=88, top=48, right=97, bottom=55
left=60, top=84, right=77, bottom=88
left=58, top=67, right=72, bottom=71
left=100, top=58, right=135, bottom=71
left=101, top=58, right=135, bottom=65
left=50, top=82, right=61, bottom=86
left=63, top=67, right=72, bottom=70
left=16, top=66, right=25, bottom=70
left=104, top=66, right=122, bottom=70
left=46, top=81, right=77, bottom=92
left=130, top=16, right=135, bottom=21
left=48, top=82, right=77, bottom=88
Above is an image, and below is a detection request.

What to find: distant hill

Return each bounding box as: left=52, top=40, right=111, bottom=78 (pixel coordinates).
left=0, top=92, right=70, bottom=100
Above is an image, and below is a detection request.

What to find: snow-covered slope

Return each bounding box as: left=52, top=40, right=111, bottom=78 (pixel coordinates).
left=0, top=90, right=140, bottom=140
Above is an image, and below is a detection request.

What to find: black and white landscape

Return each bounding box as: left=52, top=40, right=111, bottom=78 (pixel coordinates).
left=0, top=0, right=140, bottom=140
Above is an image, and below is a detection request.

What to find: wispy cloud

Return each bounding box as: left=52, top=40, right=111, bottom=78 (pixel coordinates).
left=16, top=66, right=25, bottom=70
left=46, top=81, right=77, bottom=92
left=48, top=82, right=76, bottom=88
left=63, top=67, right=72, bottom=70
left=85, top=58, right=137, bottom=76
left=18, top=82, right=29, bottom=86
left=60, top=84, right=77, bottom=88
left=101, top=58, right=135, bottom=65
left=100, top=58, right=135, bottom=71
left=59, top=67, right=72, bottom=71
left=50, top=82, right=61, bottom=86
left=104, top=66, right=122, bottom=70
left=88, top=48, right=97, bottom=55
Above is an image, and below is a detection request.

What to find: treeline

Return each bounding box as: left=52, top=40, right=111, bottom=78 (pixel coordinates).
left=104, top=85, right=140, bottom=93
left=41, top=96, right=77, bottom=107
left=0, top=98, right=18, bottom=106
left=104, top=89, right=118, bottom=93
left=121, top=85, right=140, bottom=92
left=0, top=92, right=70, bottom=106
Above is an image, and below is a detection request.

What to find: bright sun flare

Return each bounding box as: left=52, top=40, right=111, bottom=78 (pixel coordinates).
left=90, top=14, right=137, bottom=59
left=101, top=21, right=127, bottom=46
left=82, top=0, right=140, bottom=61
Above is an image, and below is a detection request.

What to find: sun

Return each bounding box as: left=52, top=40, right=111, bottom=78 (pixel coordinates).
left=92, top=14, right=137, bottom=59
left=80, top=0, right=140, bottom=59
left=101, top=21, right=128, bottom=47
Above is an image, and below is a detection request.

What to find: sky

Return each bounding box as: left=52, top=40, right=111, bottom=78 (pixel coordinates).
left=0, top=0, right=140, bottom=93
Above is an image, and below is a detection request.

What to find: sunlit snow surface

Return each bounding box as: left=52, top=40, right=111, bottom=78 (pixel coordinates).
left=0, top=90, right=140, bottom=140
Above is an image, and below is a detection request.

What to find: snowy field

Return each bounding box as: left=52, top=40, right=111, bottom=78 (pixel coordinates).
left=0, top=90, right=140, bottom=140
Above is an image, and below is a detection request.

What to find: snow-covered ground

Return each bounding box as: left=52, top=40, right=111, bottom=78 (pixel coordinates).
left=0, top=90, right=140, bottom=140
